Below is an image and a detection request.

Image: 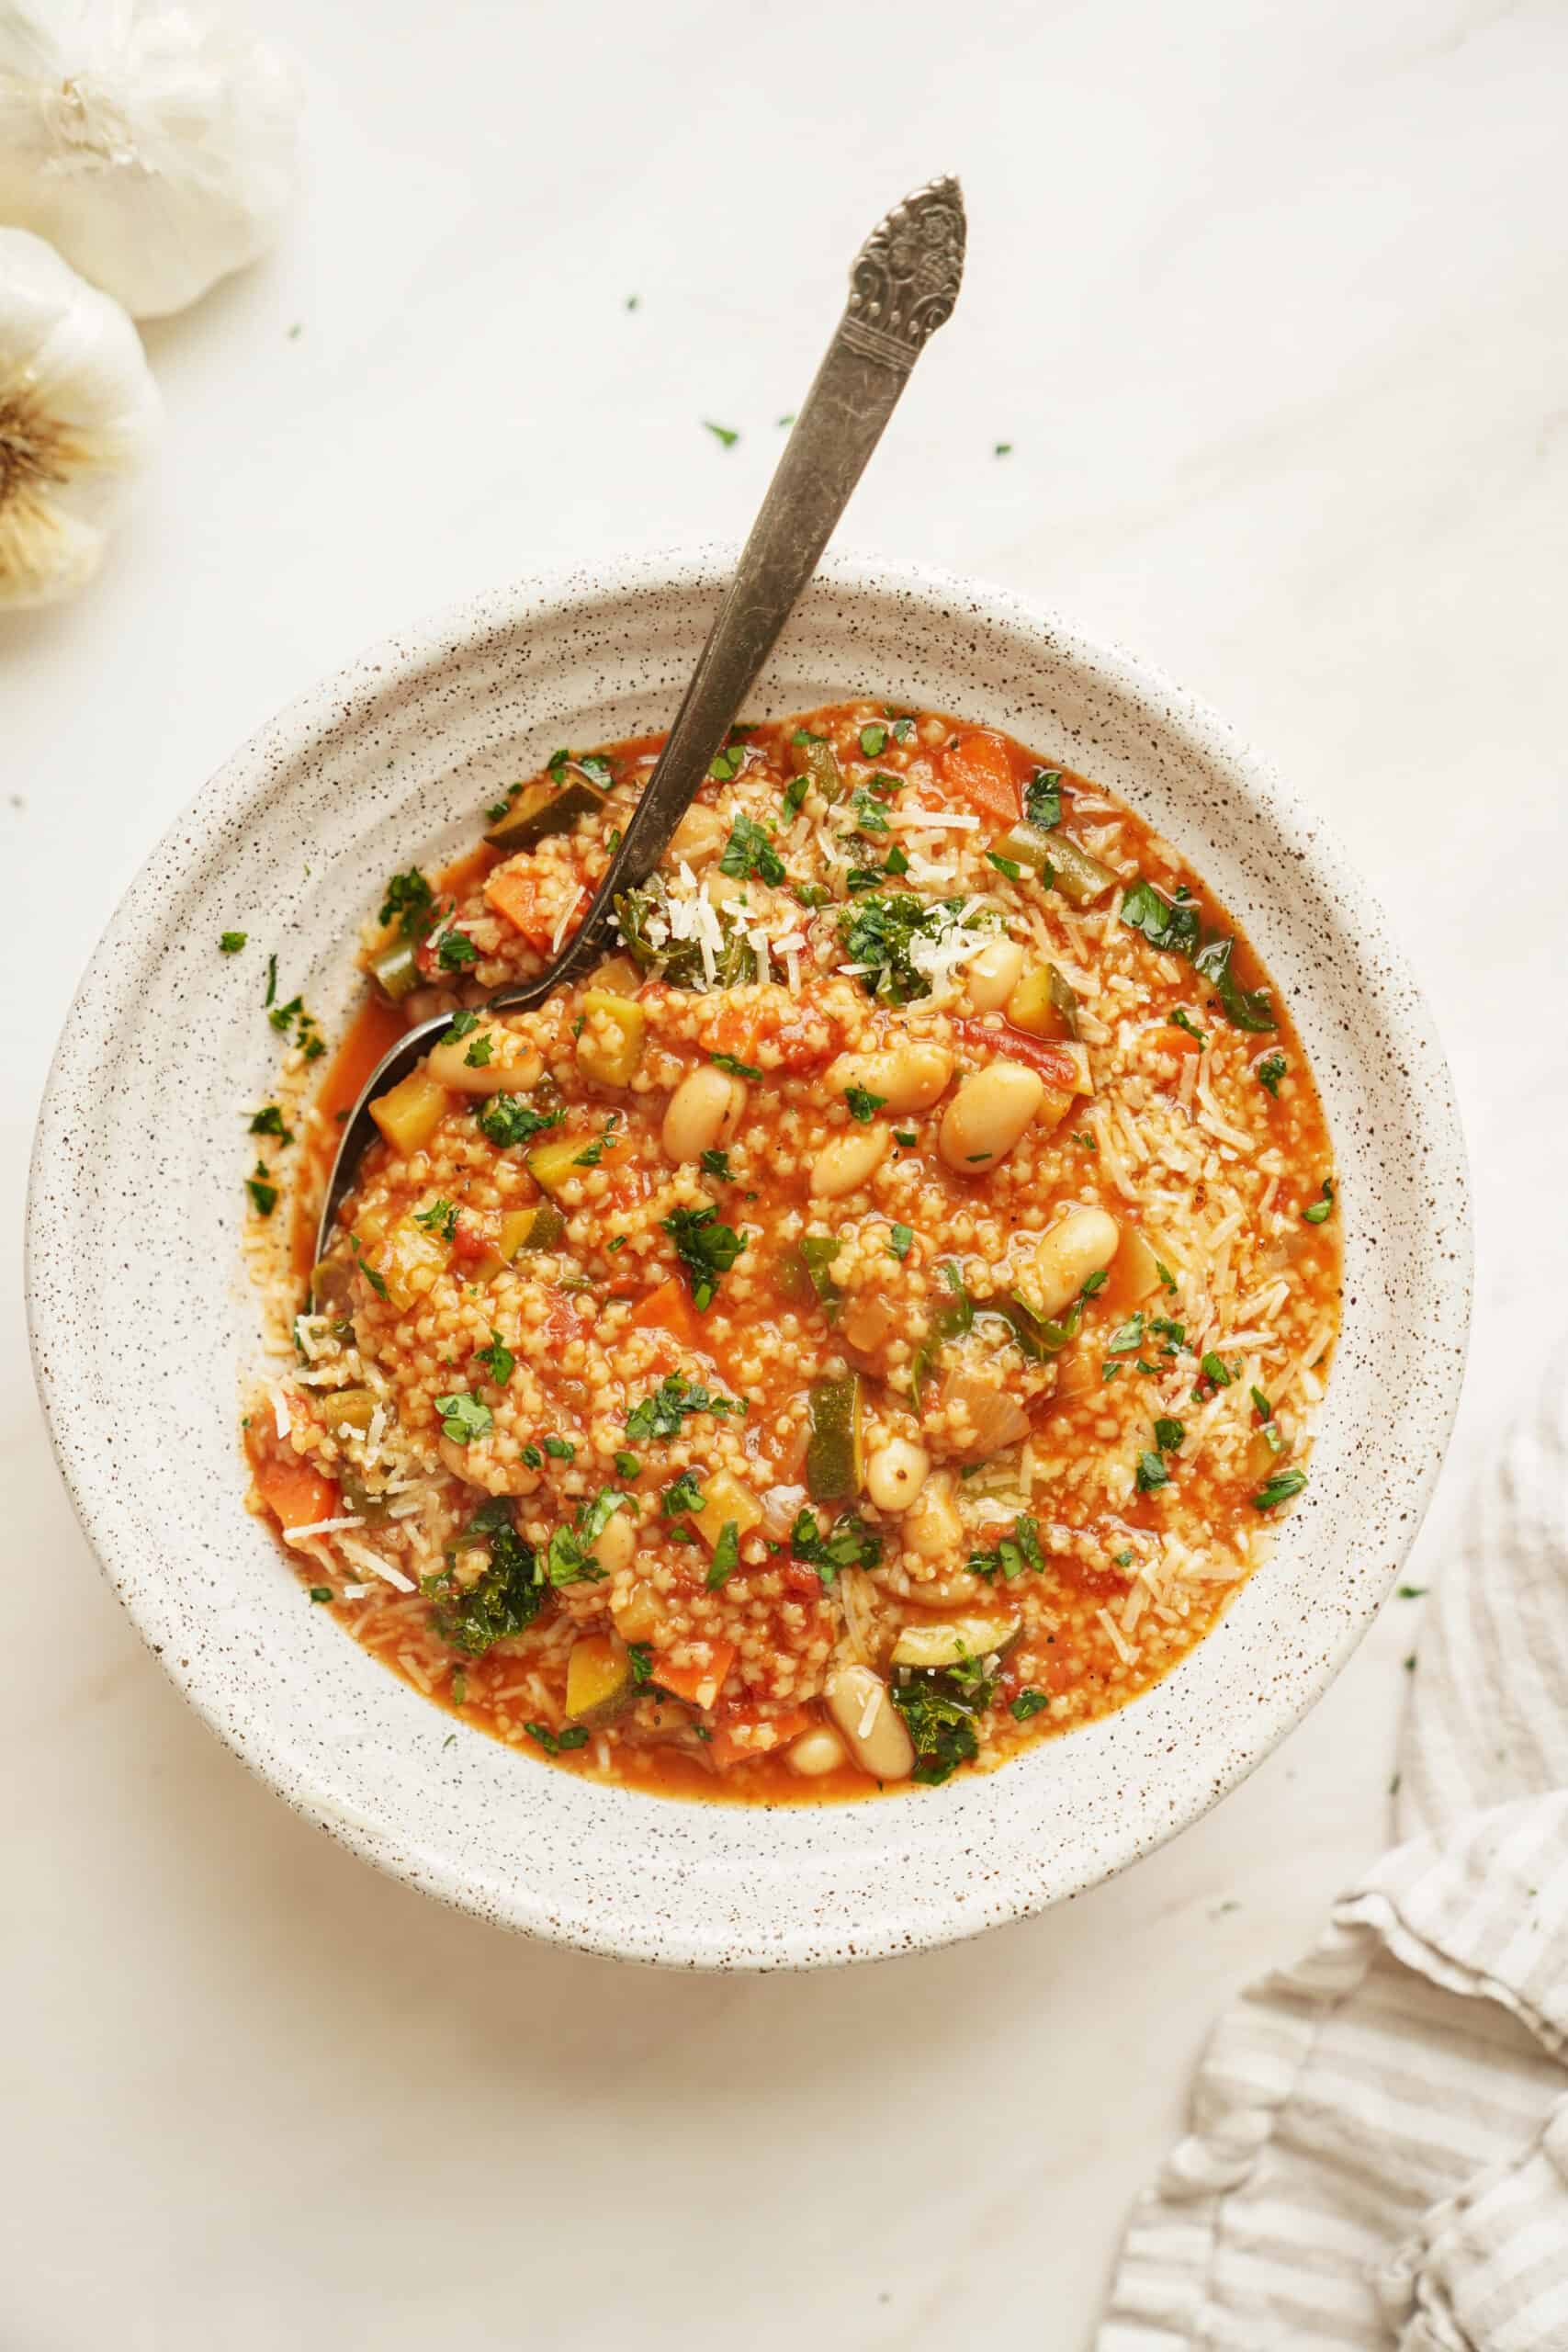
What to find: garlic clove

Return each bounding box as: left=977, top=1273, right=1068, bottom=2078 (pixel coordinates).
left=0, top=228, right=162, bottom=611
left=0, top=2, right=302, bottom=321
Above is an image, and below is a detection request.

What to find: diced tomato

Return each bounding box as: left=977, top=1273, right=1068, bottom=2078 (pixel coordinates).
left=782, top=1559, right=825, bottom=1601
left=253, top=1448, right=338, bottom=1536
left=707, top=1704, right=814, bottom=1770
left=544, top=1288, right=583, bottom=1348
left=951, top=1016, right=1079, bottom=1095
left=483, top=863, right=562, bottom=950
left=939, top=729, right=1021, bottom=827
left=450, top=1213, right=496, bottom=1266
left=651, top=1641, right=737, bottom=1710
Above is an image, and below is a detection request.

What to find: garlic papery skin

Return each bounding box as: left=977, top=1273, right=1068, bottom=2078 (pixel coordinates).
left=0, top=2, right=301, bottom=321
left=0, top=226, right=160, bottom=609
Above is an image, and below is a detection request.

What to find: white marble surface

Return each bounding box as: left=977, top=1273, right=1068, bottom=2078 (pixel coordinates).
left=4, top=0, right=1565, bottom=2342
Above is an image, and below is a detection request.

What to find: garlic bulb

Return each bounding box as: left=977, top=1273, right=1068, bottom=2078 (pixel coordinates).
left=0, top=226, right=160, bottom=609
left=0, top=1, right=301, bottom=320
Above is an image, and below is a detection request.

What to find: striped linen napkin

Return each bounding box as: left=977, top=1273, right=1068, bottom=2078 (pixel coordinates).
left=1100, top=1361, right=1568, bottom=2351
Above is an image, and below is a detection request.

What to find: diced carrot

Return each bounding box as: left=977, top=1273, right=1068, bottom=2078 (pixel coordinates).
left=708, top=1705, right=814, bottom=1770
left=939, top=729, right=1021, bottom=827
left=628, top=1275, right=702, bottom=1350
left=652, top=1642, right=738, bottom=1711
left=483, top=863, right=561, bottom=949
left=253, top=1449, right=339, bottom=1535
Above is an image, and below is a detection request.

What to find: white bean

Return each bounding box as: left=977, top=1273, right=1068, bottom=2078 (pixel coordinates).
left=904, top=1471, right=963, bottom=1561
left=810, top=1123, right=889, bottom=1199
left=1029, top=1205, right=1122, bottom=1318
left=964, top=936, right=1025, bottom=1012
left=825, top=1664, right=914, bottom=1781
left=425, top=1024, right=543, bottom=1096
left=864, top=1437, right=931, bottom=1512
left=661, top=1066, right=746, bottom=1163
left=787, top=1724, right=847, bottom=1777
left=825, top=1042, right=954, bottom=1114
left=938, top=1061, right=1044, bottom=1173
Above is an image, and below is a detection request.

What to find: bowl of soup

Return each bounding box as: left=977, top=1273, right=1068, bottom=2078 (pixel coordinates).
left=27, top=550, right=1469, bottom=1967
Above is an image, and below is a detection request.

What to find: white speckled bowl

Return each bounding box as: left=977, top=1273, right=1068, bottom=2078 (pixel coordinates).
left=28, top=552, right=1470, bottom=1970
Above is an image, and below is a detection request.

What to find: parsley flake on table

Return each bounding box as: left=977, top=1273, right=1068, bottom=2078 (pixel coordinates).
left=220, top=931, right=247, bottom=954
left=703, top=421, right=739, bottom=448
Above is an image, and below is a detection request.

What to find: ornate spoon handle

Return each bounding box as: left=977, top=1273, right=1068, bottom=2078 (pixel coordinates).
left=493, top=175, right=967, bottom=1006
left=317, top=178, right=964, bottom=1252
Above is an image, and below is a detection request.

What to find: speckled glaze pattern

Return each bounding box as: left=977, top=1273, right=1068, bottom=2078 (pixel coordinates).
left=26, top=552, right=1471, bottom=1971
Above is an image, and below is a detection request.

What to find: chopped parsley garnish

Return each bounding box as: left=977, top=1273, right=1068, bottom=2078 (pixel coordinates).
left=968, top=1515, right=1044, bottom=1581
left=788, top=1507, right=881, bottom=1585
left=709, top=1051, right=762, bottom=1080
left=627, top=1642, right=654, bottom=1687
left=378, top=868, right=434, bottom=939
left=894, top=1128, right=918, bottom=1148
left=860, top=722, right=889, bottom=758
left=264, top=952, right=277, bottom=1006
left=521, top=1444, right=542, bottom=1469
left=1252, top=1467, right=1307, bottom=1512
left=662, top=1470, right=706, bottom=1519
left=1023, top=768, right=1062, bottom=830
left=478, top=1091, right=561, bottom=1148
left=309, top=1586, right=333, bottom=1603
left=248, top=1105, right=291, bottom=1140
left=464, top=1033, right=493, bottom=1069
left=436, top=928, right=479, bottom=971
left=414, top=1197, right=458, bottom=1240
left=1105, top=1311, right=1145, bottom=1356
left=703, top=421, right=740, bottom=448
left=350, top=1233, right=388, bottom=1299
left=245, top=1166, right=277, bottom=1216
left=432, top=1498, right=544, bottom=1656
left=1302, top=1178, right=1335, bottom=1226
left=700, top=1148, right=735, bottom=1182
left=434, top=1392, right=492, bottom=1444
left=661, top=1204, right=746, bottom=1313
left=888, top=1222, right=914, bottom=1261
left=220, top=930, right=247, bottom=954
left=525, top=1721, right=590, bottom=1755
left=838, top=892, right=986, bottom=1006
left=1010, top=1690, right=1051, bottom=1721
left=541, top=1489, right=627, bottom=1587
left=1156, top=1261, right=1177, bottom=1291
left=783, top=772, right=810, bottom=816
left=718, top=812, right=784, bottom=887
left=891, top=715, right=917, bottom=742
left=543, top=1434, right=575, bottom=1461
left=1256, top=1051, right=1288, bottom=1097
left=987, top=851, right=1022, bottom=882
left=851, top=786, right=891, bottom=836
left=843, top=1085, right=886, bottom=1124
left=705, top=1520, right=740, bottom=1589
left=1134, top=1450, right=1170, bottom=1495
left=1153, top=1416, right=1186, bottom=1452
left=572, top=1118, right=620, bottom=1168
left=443, top=1009, right=479, bottom=1043
left=1073, top=1129, right=1098, bottom=1152
left=475, top=1329, right=514, bottom=1385
left=884, top=843, right=910, bottom=877
left=624, top=1372, right=742, bottom=1442
left=1200, top=1351, right=1232, bottom=1387
left=614, top=1451, right=641, bottom=1480
left=708, top=745, right=745, bottom=783
left=1250, top=1387, right=1273, bottom=1420
left=890, top=1669, right=987, bottom=1785
left=1120, top=876, right=1201, bottom=957
left=1169, top=1007, right=1207, bottom=1045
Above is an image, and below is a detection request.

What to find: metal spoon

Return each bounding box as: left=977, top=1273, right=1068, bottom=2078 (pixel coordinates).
left=316, top=174, right=967, bottom=1262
